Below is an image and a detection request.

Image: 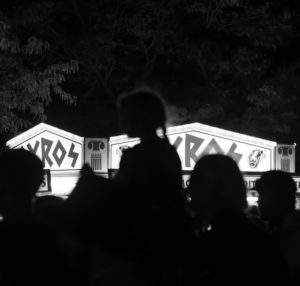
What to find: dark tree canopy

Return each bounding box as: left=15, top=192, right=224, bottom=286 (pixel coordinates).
left=1, top=0, right=300, bottom=145
left=0, top=5, right=78, bottom=144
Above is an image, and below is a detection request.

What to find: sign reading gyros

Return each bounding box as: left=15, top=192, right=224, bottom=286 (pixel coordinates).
left=109, top=123, right=277, bottom=172
left=6, top=123, right=84, bottom=171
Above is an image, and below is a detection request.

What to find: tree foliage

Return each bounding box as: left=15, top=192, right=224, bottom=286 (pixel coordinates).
left=1, top=0, right=300, bottom=142
left=0, top=10, right=78, bottom=137
left=160, top=0, right=299, bottom=140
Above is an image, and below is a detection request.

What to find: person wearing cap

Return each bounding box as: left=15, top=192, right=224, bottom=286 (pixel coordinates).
left=256, top=170, right=300, bottom=285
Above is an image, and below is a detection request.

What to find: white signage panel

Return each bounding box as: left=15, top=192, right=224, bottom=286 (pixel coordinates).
left=243, top=174, right=300, bottom=193
left=110, top=137, right=140, bottom=169
left=7, top=124, right=84, bottom=171
left=16, top=131, right=83, bottom=170
left=182, top=173, right=300, bottom=192
left=109, top=132, right=275, bottom=172
left=182, top=173, right=261, bottom=190
left=38, top=169, right=51, bottom=193
left=84, top=138, right=108, bottom=173
left=168, top=131, right=274, bottom=172
left=275, top=144, right=296, bottom=173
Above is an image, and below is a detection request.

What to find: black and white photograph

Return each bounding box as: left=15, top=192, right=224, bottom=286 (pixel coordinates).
left=0, top=1, right=300, bottom=285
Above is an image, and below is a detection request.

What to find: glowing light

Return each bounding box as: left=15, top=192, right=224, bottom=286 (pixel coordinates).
left=50, top=176, right=78, bottom=197
left=247, top=195, right=258, bottom=206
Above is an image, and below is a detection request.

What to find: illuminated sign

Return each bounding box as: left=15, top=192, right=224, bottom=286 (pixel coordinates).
left=243, top=174, right=300, bottom=193
left=38, top=169, right=51, bottom=194
left=109, top=122, right=277, bottom=172
left=109, top=136, right=140, bottom=169
left=169, top=132, right=273, bottom=172
left=275, top=144, right=296, bottom=173
left=182, top=172, right=300, bottom=192
left=84, top=138, right=108, bottom=172
left=6, top=123, right=84, bottom=171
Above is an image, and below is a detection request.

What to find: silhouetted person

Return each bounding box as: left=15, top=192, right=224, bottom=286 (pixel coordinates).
left=0, top=219, right=75, bottom=286
left=0, top=148, right=43, bottom=221
left=61, top=163, right=147, bottom=286
left=115, top=87, right=192, bottom=286
left=115, top=87, right=184, bottom=208
left=256, top=170, right=300, bottom=285
left=65, top=163, right=119, bottom=246
left=187, top=154, right=288, bottom=285
left=31, top=194, right=65, bottom=227
left=256, top=170, right=297, bottom=229
left=0, top=149, right=76, bottom=286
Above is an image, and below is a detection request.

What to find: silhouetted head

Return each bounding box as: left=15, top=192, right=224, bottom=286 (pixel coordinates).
left=80, top=163, right=94, bottom=177
left=117, top=87, right=167, bottom=139
left=256, top=170, right=296, bottom=224
left=0, top=148, right=43, bottom=215
left=64, top=169, right=120, bottom=245
left=188, top=154, right=247, bottom=224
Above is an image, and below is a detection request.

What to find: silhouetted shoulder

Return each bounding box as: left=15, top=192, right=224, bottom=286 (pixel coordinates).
left=116, top=137, right=181, bottom=185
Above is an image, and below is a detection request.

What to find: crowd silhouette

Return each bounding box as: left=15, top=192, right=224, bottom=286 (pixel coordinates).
left=0, top=87, right=299, bottom=285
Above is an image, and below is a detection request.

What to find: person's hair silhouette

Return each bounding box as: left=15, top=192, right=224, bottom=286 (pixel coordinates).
left=117, top=86, right=168, bottom=139
left=115, top=86, right=185, bottom=212
left=256, top=170, right=297, bottom=226
left=188, top=154, right=247, bottom=226
left=115, top=87, right=191, bottom=285
left=255, top=169, right=300, bottom=285
left=0, top=148, right=43, bottom=221
left=187, top=154, right=289, bottom=285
